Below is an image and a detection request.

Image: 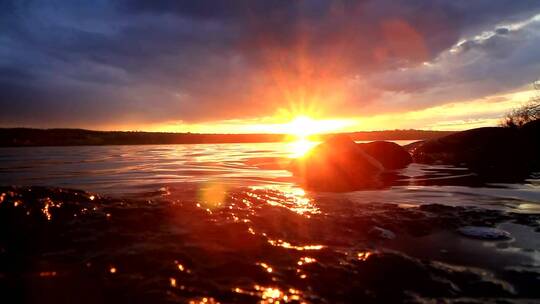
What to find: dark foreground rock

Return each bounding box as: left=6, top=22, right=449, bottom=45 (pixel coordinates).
left=289, top=136, right=415, bottom=191
left=1, top=186, right=539, bottom=303
left=290, top=135, right=384, bottom=191
left=409, top=121, right=540, bottom=174
left=359, top=141, right=413, bottom=169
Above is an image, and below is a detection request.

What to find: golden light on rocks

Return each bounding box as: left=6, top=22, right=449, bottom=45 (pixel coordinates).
left=357, top=251, right=372, bottom=261
left=297, top=257, right=316, bottom=266
left=188, top=297, right=219, bottom=304
left=268, top=239, right=324, bottom=251
left=246, top=186, right=319, bottom=216
left=233, top=285, right=306, bottom=304
left=174, top=260, right=188, bottom=272
left=257, top=262, right=273, bottom=273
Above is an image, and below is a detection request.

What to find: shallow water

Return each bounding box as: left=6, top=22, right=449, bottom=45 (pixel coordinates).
left=0, top=142, right=539, bottom=303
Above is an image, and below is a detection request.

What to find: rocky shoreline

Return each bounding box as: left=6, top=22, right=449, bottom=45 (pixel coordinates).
left=290, top=121, right=540, bottom=191
left=0, top=186, right=539, bottom=303
left=408, top=120, right=540, bottom=174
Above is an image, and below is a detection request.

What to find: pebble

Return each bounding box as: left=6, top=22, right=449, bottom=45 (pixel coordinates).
left=368, top=227, right=396, bottom=240
left=457, top=226, right=511, bottom=240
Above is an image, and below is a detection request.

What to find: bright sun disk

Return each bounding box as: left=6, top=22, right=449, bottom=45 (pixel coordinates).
left=279, top=114, right=354, bottom=157
left=288, top=116, right=319, bottom=137
left=288, top=138, right=318, bottom=158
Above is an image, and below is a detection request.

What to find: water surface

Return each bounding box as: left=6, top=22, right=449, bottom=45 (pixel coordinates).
left=0, top=142, right=539, bottom=303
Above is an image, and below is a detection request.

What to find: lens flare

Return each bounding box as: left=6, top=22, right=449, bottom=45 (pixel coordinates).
left=287, top=138, right=318, bottom=158
left=284, top=115, right=351, bottom=137
left=279, top=114, right=352, bottom=157
left=198, top=181, right=228, bottom=210
left=288, top=116, right=318, bottom=137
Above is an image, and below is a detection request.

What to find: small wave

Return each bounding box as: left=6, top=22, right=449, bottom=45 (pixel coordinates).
left=1, top=186, right=539, bottom=303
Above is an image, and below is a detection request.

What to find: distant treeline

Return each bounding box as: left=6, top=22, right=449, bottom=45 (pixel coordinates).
left=0, top=128, right=455, bottom=147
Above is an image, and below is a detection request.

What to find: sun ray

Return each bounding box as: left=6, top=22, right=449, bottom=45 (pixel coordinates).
left=280, top=114, right=351, bottom=157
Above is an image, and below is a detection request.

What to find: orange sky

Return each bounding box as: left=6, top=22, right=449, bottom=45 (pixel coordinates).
left=105, top=88, right=536, bottom=134
left=2, top=2, right=539, bottom=133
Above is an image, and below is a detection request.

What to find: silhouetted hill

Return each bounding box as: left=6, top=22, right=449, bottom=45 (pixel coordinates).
left=0, top=128, right=454, bottom=147
left=343, top=130, right=454, bottom=141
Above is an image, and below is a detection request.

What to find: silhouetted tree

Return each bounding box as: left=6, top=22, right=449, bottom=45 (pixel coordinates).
left=502, top=79, right=540, bottom=128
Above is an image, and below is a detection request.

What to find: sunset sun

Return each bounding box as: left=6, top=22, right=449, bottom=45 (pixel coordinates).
left=284, top=115, right=343, bottom=157
left=287, top=116, right=320, bottom=137
left=280, top=115, right=353, bottom=138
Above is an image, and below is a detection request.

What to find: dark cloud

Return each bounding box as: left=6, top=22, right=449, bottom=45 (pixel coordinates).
left=1, top=0, right=540, bottom=128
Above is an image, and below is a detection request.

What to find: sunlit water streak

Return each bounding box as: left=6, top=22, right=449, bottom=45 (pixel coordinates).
left=0, top=141, right=539, bottom=303
left=0, top=141, right=538, bottom=210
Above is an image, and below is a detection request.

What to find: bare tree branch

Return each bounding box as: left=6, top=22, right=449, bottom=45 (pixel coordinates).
left=502, top=79, right=540, bottom=128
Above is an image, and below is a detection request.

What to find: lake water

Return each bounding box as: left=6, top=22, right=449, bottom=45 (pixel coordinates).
left=1, top=142, right=539, bottom=303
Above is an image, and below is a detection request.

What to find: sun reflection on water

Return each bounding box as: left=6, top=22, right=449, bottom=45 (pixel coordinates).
left=247, top=186, right=319, bottom=216
left=267, top=239, right=324, bottom=251
left=257, top=262, right=274, bottom=273
left=40, top=197, right=62, bottom=221
left=297, top=257, right=316, bottom=266
left=233, top=285, right=306, bottom=304
left=287, top=138, right=318, bottom=158
left=357, top=251, right=373, bottom=261
left=174, top=260, right=189, bottom=273
left=39, top=271, right=57, bottom=277
left=188, top=297, right=219, bottom=304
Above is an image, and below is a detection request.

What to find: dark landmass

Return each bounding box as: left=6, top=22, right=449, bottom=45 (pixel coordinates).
left=0, top=128, right=454, bottom=147
left=288, top=120, right=540, bottom=191
left=346, top=129, right=453, bottom=141
left=408, top=120, right=540, bottom=174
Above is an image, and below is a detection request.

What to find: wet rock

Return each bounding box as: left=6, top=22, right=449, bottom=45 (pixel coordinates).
left=457, top=226, right=512, bottom=240
left=368, top=226, right=396, bottom=240
left=410, top=125, right=540, bottom=175
left=0, top=186, right=100, bottom=224
left=289, top=135, right=384, bottom=191
left=403, top=140, right=424, bottom=154
left=419, top=203, right=461, bottom=213
left=430, top=261, right=516, bottom=297
left=2, top=186, right=540, bottom=302
left=358, top=141, right=413, bottom=170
